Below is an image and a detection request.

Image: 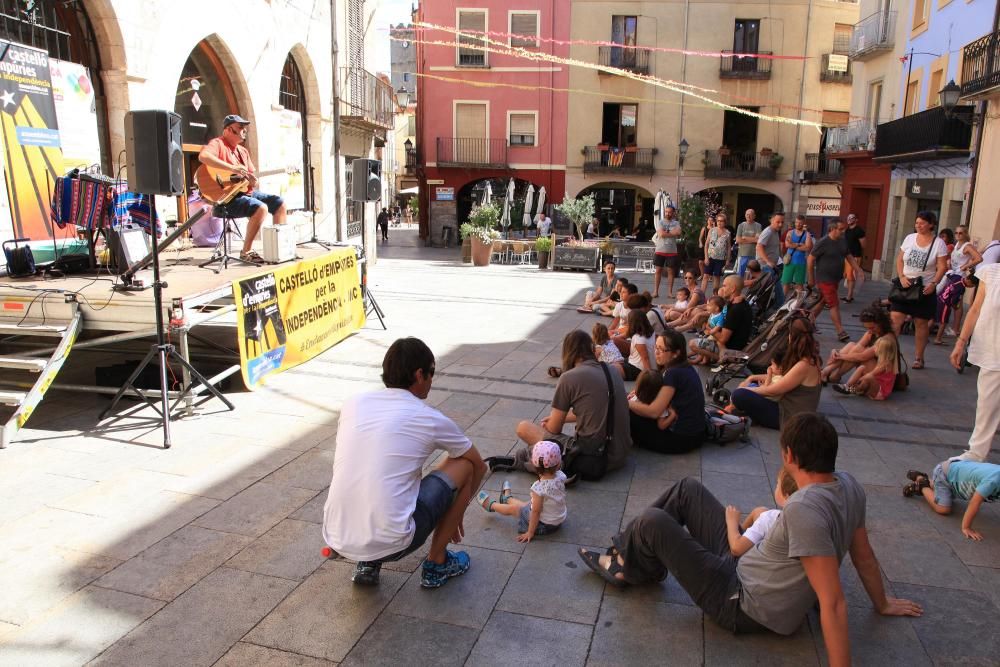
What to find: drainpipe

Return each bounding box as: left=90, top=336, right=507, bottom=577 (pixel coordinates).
left=677, top=0, right=690, bottom=200
left=331, top=0, right=345, bottom=241
left=790, top=0, right=814, bottom=216
left=964, top=4, right=1000, bottom=228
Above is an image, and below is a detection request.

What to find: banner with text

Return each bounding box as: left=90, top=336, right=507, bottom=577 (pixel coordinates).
left=0, top=40, right=66, bottom=241
left=233, top=248, right=366, bottom=388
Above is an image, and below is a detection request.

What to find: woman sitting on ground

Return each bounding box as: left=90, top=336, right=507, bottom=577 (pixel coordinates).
left=821, top=305, right=893, bottom=384
left=620, top=309, right=657, bottom=381
left=664, top=272, right=705, bottom=326
left=627, top=329, right=705, bottom=454
left=730, top=316, right=822, bottom=429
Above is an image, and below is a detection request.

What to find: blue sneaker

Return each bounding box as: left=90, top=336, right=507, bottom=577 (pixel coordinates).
left=420, top=550, right=470, bottom=589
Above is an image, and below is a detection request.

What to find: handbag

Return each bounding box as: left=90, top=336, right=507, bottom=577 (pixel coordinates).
left=563, top=362, right=614, bottom=481
left=889, top=240, right=932, bottom=304
left=894, top=349, right=909, bottom=392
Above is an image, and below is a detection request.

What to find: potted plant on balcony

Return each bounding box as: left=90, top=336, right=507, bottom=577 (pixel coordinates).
left=535, top=235, right=553, bottom=269
left=718, top=144, right=731, bottom=157
left=769, top=153, right=784, bottom=169
left=462, top=202, right=502, bottom=266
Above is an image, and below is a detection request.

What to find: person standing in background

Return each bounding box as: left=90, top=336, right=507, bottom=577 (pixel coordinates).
left=652, top=205, right=682, bottom=298
left=736, top=209, right=762, bottom=277
left=843, top=214, right=866, bottom=303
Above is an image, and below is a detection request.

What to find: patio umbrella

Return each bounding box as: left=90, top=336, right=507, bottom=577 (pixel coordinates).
left=481, top=181, right=493, bottom=207
left=654, top=189, right=666, bottom=223
left=501, top=178, right=514, bottom=228
left=522, top=184, right=535, bottom=228
left=535, top=186, right=546, bottom=224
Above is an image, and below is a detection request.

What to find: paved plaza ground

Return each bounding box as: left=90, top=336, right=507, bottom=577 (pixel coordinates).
left=1, top=226, right=998, bottom=666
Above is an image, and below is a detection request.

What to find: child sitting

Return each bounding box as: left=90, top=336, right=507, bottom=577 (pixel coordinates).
left=725, top=467, right=799, bottom=557
left=688, top=296, right=726, bottom=365
left=592, top=322, right=625, bottom=374
left=478, top=441, right=567, bottom=543
left=903, top=459, right=1000, bottom=541
left=833, top=334, right=898, bottom=400
left=629, top=369, right=677, bottom=430
left=662, top=287, right=691, bottom=321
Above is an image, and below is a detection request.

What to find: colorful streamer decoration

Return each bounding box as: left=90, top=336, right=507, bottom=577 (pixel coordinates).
left=393, top=30, right=823, bottom=131
left=402, top=23, right=810, bottom=61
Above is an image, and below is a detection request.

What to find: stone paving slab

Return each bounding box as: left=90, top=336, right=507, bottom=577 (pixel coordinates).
left=1, top=230, right=998, bottom=665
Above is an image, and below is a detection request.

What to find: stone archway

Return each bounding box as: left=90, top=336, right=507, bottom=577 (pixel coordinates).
left=577, top=181, right=656, bottom=237
left=286, top=44, right=324, bottom=213
left=457, top=176, right=543, bottom=232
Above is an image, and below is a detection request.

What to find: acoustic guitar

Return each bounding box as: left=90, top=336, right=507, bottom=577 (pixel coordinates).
left=194, top=164, right=290, bottom=205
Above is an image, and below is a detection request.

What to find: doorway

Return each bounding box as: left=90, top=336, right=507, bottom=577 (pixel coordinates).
left=723, top=107, right=759, bottom=153
left=736, top=193, right=779, bottom=225
left=601, top=103, right=638, bottom=148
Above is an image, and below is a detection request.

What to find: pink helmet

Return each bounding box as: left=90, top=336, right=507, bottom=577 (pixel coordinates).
left=532, top=441, right=562, bottom=469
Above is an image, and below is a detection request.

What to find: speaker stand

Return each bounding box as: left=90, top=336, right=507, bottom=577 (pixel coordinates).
left=99, top=194, right=235, bottom=448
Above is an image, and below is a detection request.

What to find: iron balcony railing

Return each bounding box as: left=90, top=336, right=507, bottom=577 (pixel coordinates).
left=703, top=150, right=777, bottom=179
left=825, top=120, right=876, bottom=154
left=339, top=67, right=395, bottom=130
left=850, top=10, right=896, bottom=60
left=960, top=30, right=1000, bottom=99
left=583, top=146, right=655, bottom=174
left=597, top=45, right=652, bottom=75
left=820, top=53, right=852, bottom=84
left=719, top=51, right=773, bottom=79
left=801, top=153, right=842, bottom=182
left=874, top=106, right=974, bottom=161
left=404, top=148, right=416, bottom=172
left=436, top=137, right=508, bottom=168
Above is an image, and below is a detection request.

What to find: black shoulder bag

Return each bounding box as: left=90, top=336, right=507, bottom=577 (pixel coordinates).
left=889, top=241, right=932, bottom=304
left=563, top=362, right=613, bottom=481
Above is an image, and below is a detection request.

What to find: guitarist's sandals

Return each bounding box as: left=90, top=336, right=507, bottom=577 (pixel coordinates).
left=240, top=250, right=264, bottom=264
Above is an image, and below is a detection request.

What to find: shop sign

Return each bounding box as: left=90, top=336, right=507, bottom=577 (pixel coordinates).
left=806, top=198, right=841, bottom=216
left=427, top=179, right=445, bottom=185
left=906, top=178, right=944, bottom=199
left=435, top=187, right=454, bottom=201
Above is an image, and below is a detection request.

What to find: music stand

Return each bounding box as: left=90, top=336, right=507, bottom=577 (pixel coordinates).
left=298, top=140, right=332, bottom=250
left=100, top=193, right=235, bottom=448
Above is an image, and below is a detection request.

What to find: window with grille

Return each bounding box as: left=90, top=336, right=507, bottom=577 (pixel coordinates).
left=509, top=12, right=538, bottom=48
left=457, top=10, right=487, bottom=67
left=509, top=113, right=536, bottom=146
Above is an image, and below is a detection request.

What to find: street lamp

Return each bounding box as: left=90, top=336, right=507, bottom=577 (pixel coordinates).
left=396, top=86, right=409, bottom=108
left=678, top=138, right=690, bottom=167
left=404, top=138, right=413, bottom=150
left=939, top=79, right=979, bottom=125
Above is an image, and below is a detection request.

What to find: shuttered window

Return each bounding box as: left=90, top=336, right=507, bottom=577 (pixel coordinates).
left=509, top=113, right=536, bottom=146
left=510, top=12, right=538, bottom=48
left=458, top=10, right=487, bottom=67
left=821, top=110, right=850, bottom=127
left=456, top=103, right=487, bottom=138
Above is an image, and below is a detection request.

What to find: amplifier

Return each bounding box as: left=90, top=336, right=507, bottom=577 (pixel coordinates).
left=262, top=225, right=297, bottom=264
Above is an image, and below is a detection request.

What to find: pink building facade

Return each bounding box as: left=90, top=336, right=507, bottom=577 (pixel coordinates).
left=415, top=0, right=569, bottom=243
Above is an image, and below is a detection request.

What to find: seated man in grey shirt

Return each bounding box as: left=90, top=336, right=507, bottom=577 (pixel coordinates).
left=578, top=413, right=922, bottom=665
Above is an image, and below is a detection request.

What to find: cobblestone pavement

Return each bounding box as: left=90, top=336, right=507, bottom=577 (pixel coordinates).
left=1, top=228, right=997, bottom=666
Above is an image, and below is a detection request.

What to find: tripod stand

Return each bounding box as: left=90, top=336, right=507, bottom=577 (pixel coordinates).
left=298, top=141, right=332, bottom=250
left=100, top=193, right=235, bottom=449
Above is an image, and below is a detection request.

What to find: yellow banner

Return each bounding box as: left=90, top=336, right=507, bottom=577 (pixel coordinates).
left=233, top=248, right=366, bottom=388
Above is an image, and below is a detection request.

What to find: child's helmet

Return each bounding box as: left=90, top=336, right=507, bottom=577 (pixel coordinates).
left=532, top=440, right=562, bottom=469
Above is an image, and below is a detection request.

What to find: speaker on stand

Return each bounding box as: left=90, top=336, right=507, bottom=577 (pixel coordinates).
left=350, top=158, right=386, bottom=329
left=100, top=110, right=234, bottom=449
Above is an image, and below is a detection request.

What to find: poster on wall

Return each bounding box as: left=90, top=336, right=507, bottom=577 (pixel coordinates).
left=49, top=58, right=101, bottom=171
left=258, top=108, right=305, bottom=211
left=0, top=40, right=68, bottom=241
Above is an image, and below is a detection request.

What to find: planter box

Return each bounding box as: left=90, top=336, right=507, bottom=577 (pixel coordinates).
left=552, top=244, right=600, bottom=271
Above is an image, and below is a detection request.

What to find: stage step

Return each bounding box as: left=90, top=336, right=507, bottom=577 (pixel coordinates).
left=0, top=322, right=68, bottom=337
left=0, top=357, right=47, bottom=372
left=0, top=301, right=81, bottom=449
left=0, top=391, right=27, bottom=406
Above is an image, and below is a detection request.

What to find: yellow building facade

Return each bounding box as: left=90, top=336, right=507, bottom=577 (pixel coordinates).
left=565, top=0, right=859, bottom=233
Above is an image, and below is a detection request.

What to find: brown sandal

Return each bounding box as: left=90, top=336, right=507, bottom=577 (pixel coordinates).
left=240, top=250, right=264, bottom=264
left=547, top=366, right=562, bottom=378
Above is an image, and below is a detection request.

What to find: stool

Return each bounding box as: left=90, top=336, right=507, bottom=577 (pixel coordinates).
left=199, top=208, right=258, bottom=273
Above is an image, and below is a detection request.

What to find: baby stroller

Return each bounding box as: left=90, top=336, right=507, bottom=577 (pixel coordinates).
left=704, top=304, right=815, bottom=405
left=744, top=270, right=780, bottom=335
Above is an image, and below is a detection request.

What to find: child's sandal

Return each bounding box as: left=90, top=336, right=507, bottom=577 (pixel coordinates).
left=477, top=490, right=495, bottom=512
left=499, top=480, right=512, bottom=504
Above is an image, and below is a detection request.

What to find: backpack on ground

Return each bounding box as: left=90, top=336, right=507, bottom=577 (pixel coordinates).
left=704, top=405, right=751, bottom=445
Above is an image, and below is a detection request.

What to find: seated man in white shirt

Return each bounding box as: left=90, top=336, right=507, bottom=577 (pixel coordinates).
left=322, top=337, right=486, bottom=588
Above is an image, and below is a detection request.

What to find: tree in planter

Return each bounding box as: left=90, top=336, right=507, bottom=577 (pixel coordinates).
left=677, top=188, right=723, bottom=263
left=461, top=202, right=502, bottom=244
left=554, top=194, right=595, bottom=240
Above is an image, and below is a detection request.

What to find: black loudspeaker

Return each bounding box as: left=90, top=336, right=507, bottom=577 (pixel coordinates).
left=124, top=110, right=184, bottom=196
left=351, top=158, right=382, bottom=201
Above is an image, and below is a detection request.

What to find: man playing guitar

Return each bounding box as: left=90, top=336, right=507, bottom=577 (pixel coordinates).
left=198, top=114, right=286, bottom=263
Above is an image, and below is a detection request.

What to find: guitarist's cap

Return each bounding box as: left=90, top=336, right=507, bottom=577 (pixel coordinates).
left=223, top=114, right=251, bottom=128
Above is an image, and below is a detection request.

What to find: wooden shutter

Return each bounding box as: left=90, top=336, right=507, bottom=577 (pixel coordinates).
left=821, top=110, right=850, bottom=127
left=458, top=11, right=486, bottom=66
left=456, top=103, right=487, bottom=138
left=510, top=13, right=538, bottom=48
left=509, top=113, right=535, bottom=145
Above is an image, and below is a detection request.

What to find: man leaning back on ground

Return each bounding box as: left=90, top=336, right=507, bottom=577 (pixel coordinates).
left=322, top=337, right=486, bottom=588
